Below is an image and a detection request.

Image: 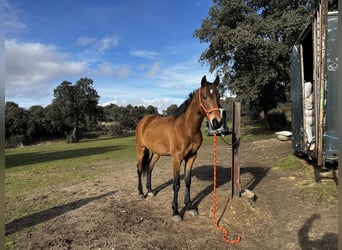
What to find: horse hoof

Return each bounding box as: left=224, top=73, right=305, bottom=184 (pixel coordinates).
left=172, top=215, right=182, bottom=222
left=147, top=192, right=154, bottom=198
left=187, top=209, right=198, bottom=217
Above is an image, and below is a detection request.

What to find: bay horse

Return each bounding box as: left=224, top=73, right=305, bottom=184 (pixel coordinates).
left=135, top=75, right=223, bottom=222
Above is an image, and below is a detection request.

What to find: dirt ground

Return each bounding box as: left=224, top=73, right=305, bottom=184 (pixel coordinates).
left=6, top=138, right=338, bottom=249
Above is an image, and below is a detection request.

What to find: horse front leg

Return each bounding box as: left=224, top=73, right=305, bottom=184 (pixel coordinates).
left=146, top=153, right=160, bottom=197
left=171, top=157, right=182, bottom=222
left=184, top=153, right=198, bottom=216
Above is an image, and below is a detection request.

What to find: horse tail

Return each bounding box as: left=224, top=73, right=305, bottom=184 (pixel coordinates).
left=142, top=148, right=150, bottom=177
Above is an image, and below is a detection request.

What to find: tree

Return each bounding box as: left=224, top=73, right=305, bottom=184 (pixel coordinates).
left=27, top=105, right=48, bottom=141
left=146, top=105, right=158, bottom=115
left=5, top=102, right=30, bottom=145
left=194, top=0, right=318, bottom=127
left=102, top=103, right=158, bottom=131
left=44, top=103, right=68, bottom=136
left=163, top=104, right=178, bottom=115
left=52, top=77, right=100, bottom=142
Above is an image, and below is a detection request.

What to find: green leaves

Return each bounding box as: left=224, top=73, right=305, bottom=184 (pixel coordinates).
left=52, top=77, right=100, bottom=136
left=194, top=0, right=317, bottom=116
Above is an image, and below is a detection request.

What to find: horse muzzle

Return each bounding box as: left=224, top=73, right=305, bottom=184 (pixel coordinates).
left=211, top=118, right=223, bottom=130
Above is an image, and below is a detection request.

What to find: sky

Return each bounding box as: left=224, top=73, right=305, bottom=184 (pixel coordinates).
left=5, top=0, right=218, bottom=113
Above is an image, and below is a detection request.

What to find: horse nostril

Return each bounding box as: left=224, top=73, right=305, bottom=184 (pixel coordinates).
left=212, top=118, right=222, bottom=130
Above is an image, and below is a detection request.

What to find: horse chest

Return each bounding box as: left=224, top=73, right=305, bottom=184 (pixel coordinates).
left=184, top=135, right=202, bottom=154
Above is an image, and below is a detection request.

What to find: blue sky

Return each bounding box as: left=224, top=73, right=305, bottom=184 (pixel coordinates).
left=5, top=0, right=217, bottom=112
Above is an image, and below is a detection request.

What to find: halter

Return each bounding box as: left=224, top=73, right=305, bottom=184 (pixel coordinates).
left=198, top=89, right=221, bottom=117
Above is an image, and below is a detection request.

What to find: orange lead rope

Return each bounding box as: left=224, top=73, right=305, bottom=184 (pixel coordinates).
left=212, top=132, right=241, bottom=244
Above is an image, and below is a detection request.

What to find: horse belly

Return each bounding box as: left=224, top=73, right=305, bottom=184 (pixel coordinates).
left=144, top=129, right=171, bottom=155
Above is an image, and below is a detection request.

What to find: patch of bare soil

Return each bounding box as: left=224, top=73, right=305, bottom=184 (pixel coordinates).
left=7, top=138, right=338, bottom=249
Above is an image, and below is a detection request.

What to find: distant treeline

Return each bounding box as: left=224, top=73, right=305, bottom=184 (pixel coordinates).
left=5, top=101, right=160, bottom=147
left=5, top=78, right=160, bottom=146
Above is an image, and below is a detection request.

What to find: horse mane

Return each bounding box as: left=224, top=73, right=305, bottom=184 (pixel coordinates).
left=170, top=90, right=196, bottom=118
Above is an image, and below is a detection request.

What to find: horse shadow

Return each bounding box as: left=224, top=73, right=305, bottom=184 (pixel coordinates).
left=152, top=164, right=270, bottom=217
left=191, top=165, right=270, bottom=207
left=5, top=191, right=117, bottom=236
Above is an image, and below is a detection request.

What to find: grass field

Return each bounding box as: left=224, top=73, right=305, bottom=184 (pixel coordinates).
left=5, top=136, right=135, bottom=220
left=3, top=126, right=241, bottom=218
left=5, top=135, right=140, bottom=248
left=3, top=125, right=279, bottom=219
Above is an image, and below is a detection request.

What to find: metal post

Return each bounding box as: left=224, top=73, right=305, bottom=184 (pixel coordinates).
left=232, top=102, right=241, bottom=198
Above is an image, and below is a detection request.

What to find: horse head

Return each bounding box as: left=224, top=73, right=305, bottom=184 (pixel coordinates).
left=199, top=75, right=223, bottom=130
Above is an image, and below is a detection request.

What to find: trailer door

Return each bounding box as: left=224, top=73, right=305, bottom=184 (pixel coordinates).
left=290, top=45, right=304, bottom=153
left=323, top=12, right=339, bottom=163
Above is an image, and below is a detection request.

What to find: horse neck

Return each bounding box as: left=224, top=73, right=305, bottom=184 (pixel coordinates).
left=183, top=89, right=205, bottom=132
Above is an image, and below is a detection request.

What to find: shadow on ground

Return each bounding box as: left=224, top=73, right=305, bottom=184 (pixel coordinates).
left=6, top=145, right=126, bottom=169
left=151, top=165, right=270, bottom=216
left=298, top=213, right=338, bottom=250
left=5, top=191, right=117, bottom=236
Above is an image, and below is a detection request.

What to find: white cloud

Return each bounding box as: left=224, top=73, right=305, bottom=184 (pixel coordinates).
left=101, top=96, right=182, bottom=114
left=146, top=62, right=161, bottom=77
left=138, top=97, right=181, bottom=112
left=77, top=35, right=119, bottom=52
left=5, top=39, right=131, bottom=100
left=4, top=38, right=212, bottom=111
left=130, top=49, right=159, bottom=59
left=77, top=36, right=97, bottom=46
left=5, top=39, right=89, bottom=99
left=154, top=59, right=215, bottom=89
left=98, top=57, right=214, bottom=113
left=97, top=36, right=119, bottom=52
left=96, top=62, right=131, bottom=78
left=4, top=1, right=26, bottom=33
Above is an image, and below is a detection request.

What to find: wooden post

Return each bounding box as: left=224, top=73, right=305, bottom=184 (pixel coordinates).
left=232, top=102, right=241, bottom=198
left=317, top=0, right=328, bottom=167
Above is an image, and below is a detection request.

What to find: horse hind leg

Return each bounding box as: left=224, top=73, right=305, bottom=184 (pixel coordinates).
left=137, top=147, right=149, bottom=196
left=146, top=153, right=160, bottom=197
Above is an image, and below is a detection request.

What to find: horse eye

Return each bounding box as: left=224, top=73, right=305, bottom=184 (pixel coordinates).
left=202, top=94, right=207, bottom=100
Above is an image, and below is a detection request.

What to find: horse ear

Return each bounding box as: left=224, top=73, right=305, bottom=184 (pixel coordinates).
left=214, top=75, right=219, bottom=87
left=201, top=75, right=207, bottom=87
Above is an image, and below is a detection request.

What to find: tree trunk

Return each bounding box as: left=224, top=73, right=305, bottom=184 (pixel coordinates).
left=71, top=127, right=77, bottom=138
left=66, top=127, right=78, bottom=143
left=263, top=110, right=271, bottom=129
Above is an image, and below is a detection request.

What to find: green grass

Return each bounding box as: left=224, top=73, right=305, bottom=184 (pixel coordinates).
left=273, top=155, right=338, bottom=206
left=5, top=124, right=262, bottom=222
left=5, top=135, right=137, bottom=221
left=6, top=135, right=136, bottom=169
left=273, top=154, right=305, bottom=171
left=5, top=135, right=139, bottom=249
left=5, top=128, right=237, bottom=202
left=301, top=182, right=338, bottom=206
